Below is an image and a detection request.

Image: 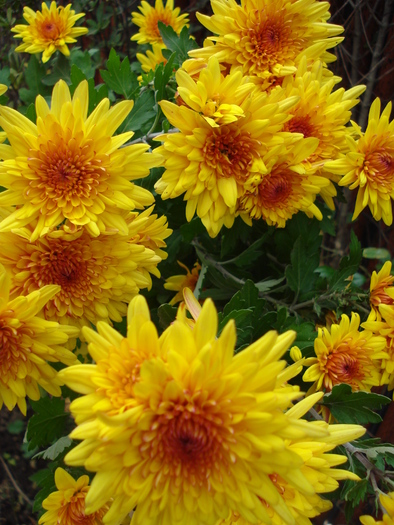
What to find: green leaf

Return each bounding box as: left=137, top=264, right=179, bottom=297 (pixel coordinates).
left=157, top=303, right=177, bottom=330
left=363, top=247, right=391, bottom=260
left=41, top=53, right=71, bottom=86
left=158, top=24, right=199, bottom=64
left=26, top=397, right=70, bottom=450
left=255, top=277, right=285, bottom=293
left=154, top=52, right=176, bottom=101
left=285, top=235, right=320, bottom=297
left=33, top=436, right=73, bottom=461
left=119, top=89, right=156, bottom=134
left=321, top=384, right=391, bottom=424
left=30, top=466, right=57, bottom=513
left=342, top=478, right=369, bottom=505
left=328, top=231, right=362, bottom=292
left=20, top=55, right=51, bottom=105
left=218, top=308, right=254, bottom=334
left=100, top=49, right=139, bottom=98
left=224, top=233, right=271, bottom=268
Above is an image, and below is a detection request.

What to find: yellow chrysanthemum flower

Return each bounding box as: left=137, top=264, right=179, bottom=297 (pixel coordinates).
left=190, top=0, right=343, bottom=84
left=176, top=57, right=256, bottom=127
left=39, top=468, right=108, bottom=525
left=131, top=0, right=189, bottom=46
left=59, top=295, right=364, bottom=525
left=0, top=80, right=161, bottom=241
left=237, top=137, right=330, bottom=227
left=360, top=492, right=394, bottom=525
left=303, top=313, right=387, bottom=392
left=164, top=261, right=201, bottom=304
left=0, top=214, right=167, bottom=332
left=326, top=98, right=394, bottom=225
left=363, top=305, right=394, bottom=393
left=137, top=43, right=167, bottom=73
left=0, top=263, right=77, bottom=415
left=369, top=260, right=394, bottom=320
left=218, top=394, right=363, bottom=525
left=11, top=2, right=88, bottom=63
left=155, top=87, right=299, bottom=236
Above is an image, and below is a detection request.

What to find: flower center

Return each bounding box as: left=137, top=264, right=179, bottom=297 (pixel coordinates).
left=284, top=116, right=315, bottom=138
left=27, top=133, right=108, bottom=213
left=60, top=488, right=106, bottom=525
left=146, top=11, right=175, bottom=40
left=258, top=169, right=293, bottom=208
left=364, top=144, right=394, bottom=187
left=203, top=127, right=258, bottom=180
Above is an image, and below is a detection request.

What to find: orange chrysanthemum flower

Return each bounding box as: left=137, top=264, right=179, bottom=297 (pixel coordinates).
left=155, top=80, right=299, bottom=236
left=12, top=2, right=88, bottom=63
left=59, top=295, right=364, bottom=525
left=131, top=0, right=189, bottom=46
left=0, top=264, right=77, bottom=415
left=326, top=98, right=394, bottom=225
left=39, top=468, right=108, bottom=525
left=0, top=80, right=160, bottom=241
left=0, top=212, right=168, bottom=332
left=164, top=261, right=201, bottom=304
left=190, top=0, right=343, bottom=84
left=369, top=260, right=394, bottom=320
left=360, top=491, right=394, bottom=525
left=303, top=313, right=387, bottom=392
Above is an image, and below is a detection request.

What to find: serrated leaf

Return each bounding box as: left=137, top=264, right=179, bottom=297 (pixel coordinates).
left=342, top=479, right=369, bottom=505
left=321, top=384, right=391, bottom=424
left=119, top=89, right=156, bottom=134
left=33, top=436, right=73, bottom=461
left=255, top=277, right=285, bottom=293
left=218, top=308, right=254, bottom=334
left=26, top=397, right=70, bottom=450
left=328, top=231, right=362, bottom=292
left=154, top=52, right=176, bottom=101
left=100, top=49, right=138, bottom=98
left=285, top=235, right=320, bottom=296
left=223, top=280, right=259, bottom=316
left=158, top=24, right=198, bottom=63
left=224, top=233, right=271, bottom=268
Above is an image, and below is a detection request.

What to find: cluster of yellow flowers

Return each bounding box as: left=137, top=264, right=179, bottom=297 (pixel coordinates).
left=4, top=1, right=394, bottom=525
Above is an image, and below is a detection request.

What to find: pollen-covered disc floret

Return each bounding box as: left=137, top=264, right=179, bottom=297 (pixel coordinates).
left=0, top=80, right=161, bottom=241
left=131, top=0, right=189, bottom=46
left=0, top=263, right=78, bottom=415
left=360, top=491, right=394, bottom=525
left=0, top=216, right=167, bottom=332
left=60, top=295, right=364, bottom=525
left=12, top=1, right=88, bottom=63
left=39, top=468, right=108, bottom=525
left=190, top=0, right=343, bottom=85
left=303, top=313, right=387, bottom=392
left=326, top=98, right=394, bottom=225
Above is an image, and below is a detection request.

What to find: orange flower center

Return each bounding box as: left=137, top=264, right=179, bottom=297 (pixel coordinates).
left=37, top=16, right=65, bottom=42
left=27, top=133, right=108, bottom=213
left=258, top=168, right=295, bottom=208
left=146, top=11, right=176, bottom=40
left=363, top=140, right=394, bottom=188
left=284, top=115, right=315, bottom=138
left=58, top=488, right=106, bottom=525
left=203, top=127, right=259, bottom=181
left=143, top=408, right=229, bottom=488
left=14, top=235, right=110, bottom=319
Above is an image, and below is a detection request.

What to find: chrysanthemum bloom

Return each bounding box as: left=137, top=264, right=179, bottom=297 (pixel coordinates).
left=39, top=468, right=108, bottom=525
left=155, top=89, right=299, bottom=236
left=164, top=260, right=201, bottom=304
left=369, top=260, right=394, bottom=320
left=137, top=43, right=167, bottom=74
left=326, top=98, right=394, bottom=225
left=0, top=219, right=165, bottom=332
left=360, top=491, right=394, bottom=525
left=176, top=57, right=256, bottom=127
left=0, top=80, right=161, bottom=241
left=131, top=0, right=189, bottom=46
left=303, top=313, right=387, bottom=392
left=190, top=0, right=343, bottom=85
left=60, top=295, right=364, bottom=525
left=278, top=58, right=365, bottom=209
left=11, top=2, right=88, bottom=63
left=237, top=137, right=330, bottom=227
left=362, top=305, right=394, bottom=393
left=0, top=263, right=77, bottom=415
left=217, top=394, right=363, bottom=525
